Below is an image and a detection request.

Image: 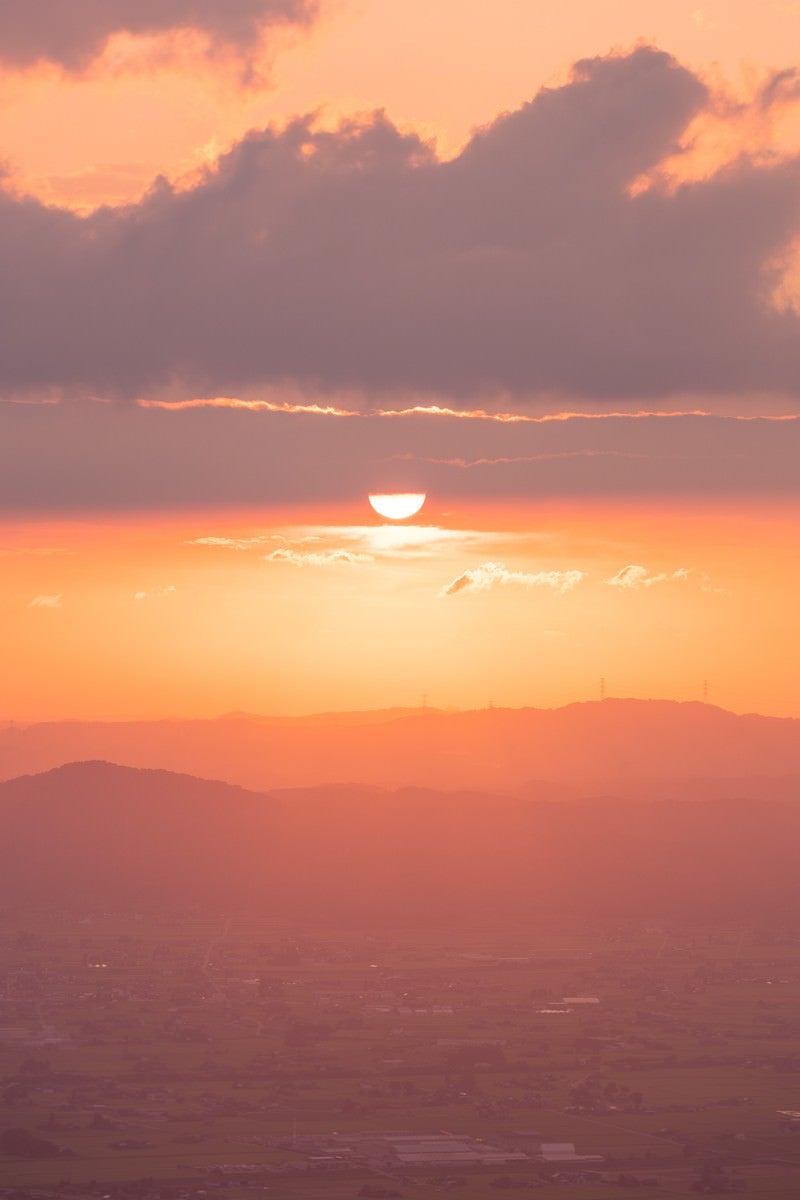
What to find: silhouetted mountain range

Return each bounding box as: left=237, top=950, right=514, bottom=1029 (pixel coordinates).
left=0, top=760, right=798, bottom=918
left=0, top=700, right=799, bottom=799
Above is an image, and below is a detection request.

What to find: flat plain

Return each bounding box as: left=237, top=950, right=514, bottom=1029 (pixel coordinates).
left=0, top=914, right=799, bottom=1198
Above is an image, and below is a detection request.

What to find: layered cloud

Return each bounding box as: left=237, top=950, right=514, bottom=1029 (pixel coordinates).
left=0, top=1, right=318, bottom=69
left=1, top=402, right=800, bottom=513
left=442, top=563, right=585, bottom=597
left=3, top=48, right=800, bottom=404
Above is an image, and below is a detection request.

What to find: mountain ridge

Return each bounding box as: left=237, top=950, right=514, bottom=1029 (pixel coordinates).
left=1, top=699, right=798, bottom=797
left=0, top=759, right=798, bottom=918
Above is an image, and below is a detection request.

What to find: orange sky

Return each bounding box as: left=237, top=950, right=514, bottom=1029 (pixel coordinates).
left=2, top=1, right=800, bottom=721
left=1, top=498, right=797, bottom=721
left=3, top=0, right=800, bottom=211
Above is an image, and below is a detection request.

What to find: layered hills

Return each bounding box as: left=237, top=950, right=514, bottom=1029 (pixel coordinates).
left=0, top=700, right=799, bottom=799
left=0, top=760, right=797, bottom=918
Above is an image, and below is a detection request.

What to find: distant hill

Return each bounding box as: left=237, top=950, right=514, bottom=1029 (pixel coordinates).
left=0, top=760, right=798, bottom=918
left=0, top=701, right=799, bottom=799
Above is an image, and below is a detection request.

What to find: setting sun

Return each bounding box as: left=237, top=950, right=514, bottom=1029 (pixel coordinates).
left=368, top=493, right=427, bottom=520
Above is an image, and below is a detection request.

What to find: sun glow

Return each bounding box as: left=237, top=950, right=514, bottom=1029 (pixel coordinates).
left=368, top=493, right=426, bottom=520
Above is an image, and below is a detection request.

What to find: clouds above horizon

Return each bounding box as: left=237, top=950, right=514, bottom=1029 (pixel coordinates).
left=1, top=402, right=800, bottom=513
left=607, top=564, right=689, bottom=588
left=266, top=547, right=374, bottom=566
left=27, top=593, right=62, bottom=609
left=441, top=563, right=585, bottom=597
left=0, top=0, right=318, bottom=70
left=3, top=48, right=800, bottom=405
left=134, top=584, right=177, bottom=601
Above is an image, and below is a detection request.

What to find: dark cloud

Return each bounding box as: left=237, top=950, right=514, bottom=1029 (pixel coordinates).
left=0, top=402, right=798, bottom=514
left=0, top=0, right=317, bottom=69
left=757, top=67, right=800, bottom=111
left=2, top=47, right=800, bottom=402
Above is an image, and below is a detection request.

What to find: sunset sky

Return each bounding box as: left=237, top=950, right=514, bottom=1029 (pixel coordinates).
left=2, top=0, right=800, bottom=720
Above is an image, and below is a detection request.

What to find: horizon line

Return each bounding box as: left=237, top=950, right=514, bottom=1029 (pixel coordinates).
left=1, top=697, right=795, bottom=727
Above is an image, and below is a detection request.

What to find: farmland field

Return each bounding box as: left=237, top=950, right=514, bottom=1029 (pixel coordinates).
left=0, top=913, right=799, bottom=1198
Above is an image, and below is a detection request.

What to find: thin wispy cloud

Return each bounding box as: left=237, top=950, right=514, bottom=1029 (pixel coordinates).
left=607, top=565, right=690, bottom=589
left=188, top=533, right=326, bottom=551
left=407, top=450, right=657, bottom=468
left=146, top=398, right=362, bottom=418
left=266, top=549, right=374, bottom=566
left=134, top=585, right=177, bottom=601
left=144, top=397, right=724, bottom=424
left=441, top=563, right=585, bottom=597
left=271, top=525, right=491, bottom=560
left=187, top=535, right=269, bottom=550
left=28, top=594, right=62, bottom=609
